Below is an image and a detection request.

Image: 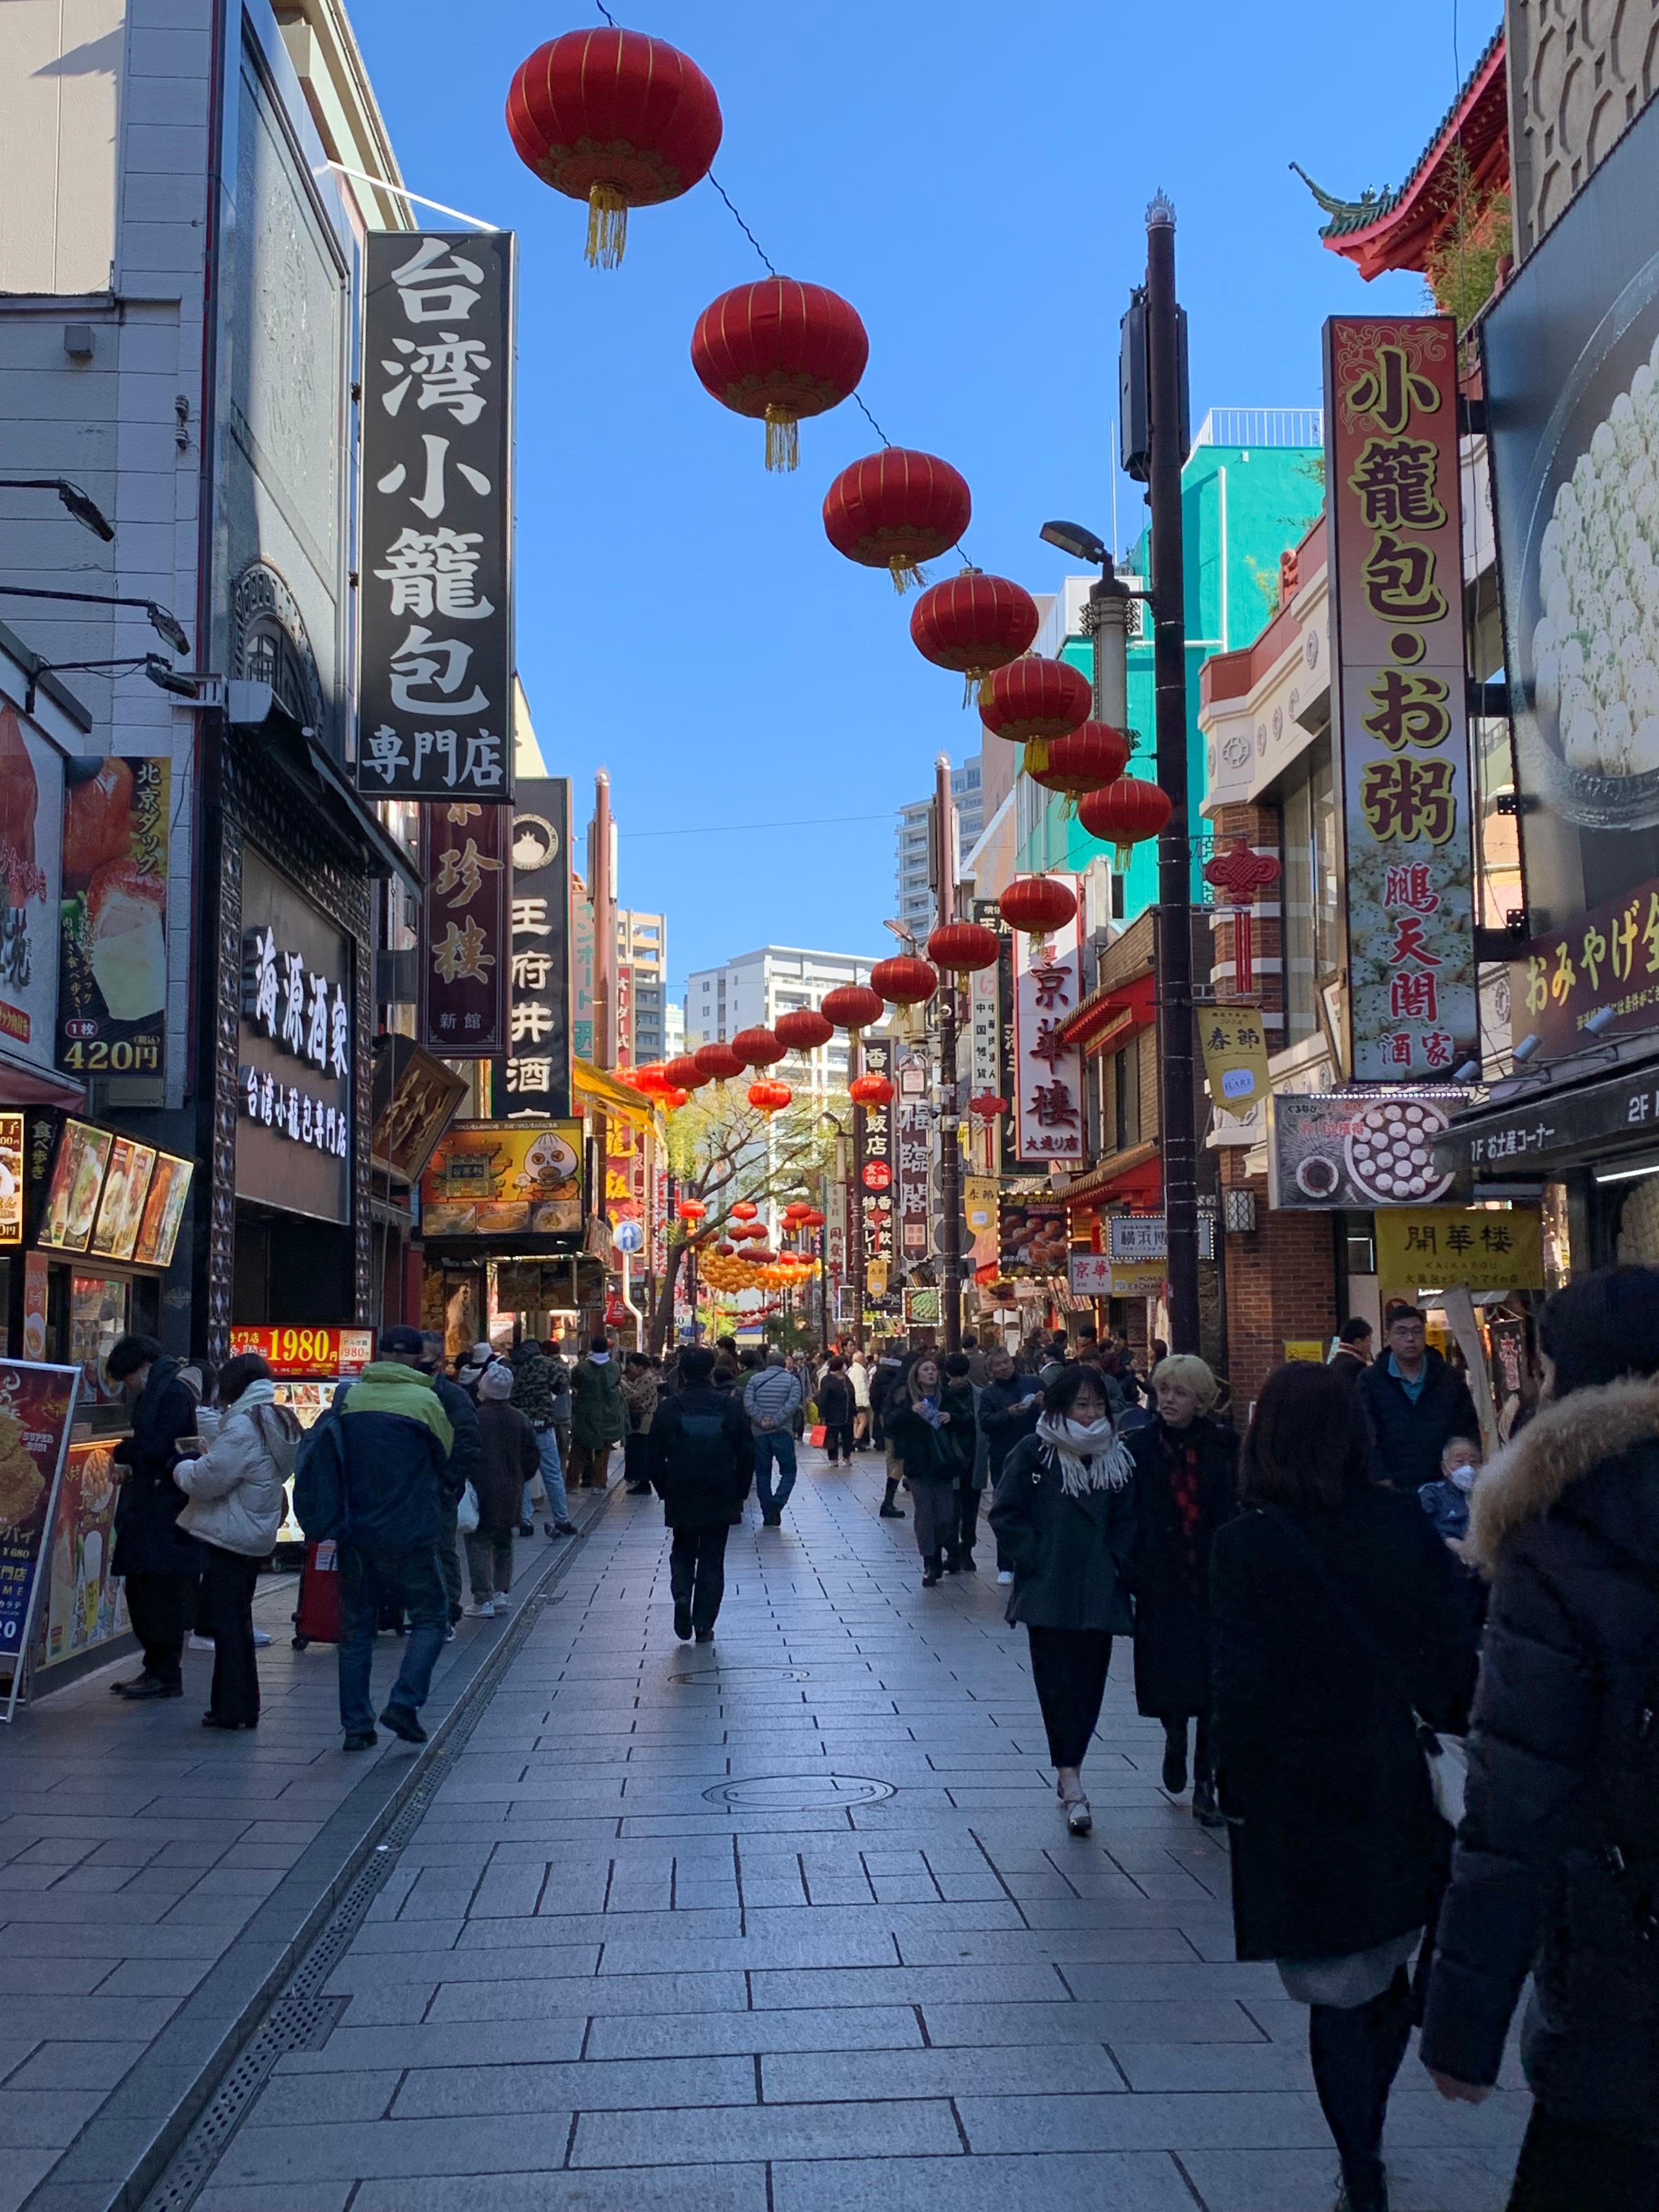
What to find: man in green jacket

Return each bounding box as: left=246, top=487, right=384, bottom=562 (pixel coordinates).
left=569, top=1333, right=625, bottom=1489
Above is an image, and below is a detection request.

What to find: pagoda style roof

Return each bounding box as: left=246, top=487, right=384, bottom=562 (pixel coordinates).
left=1293, top=25, right=1507, bottom=281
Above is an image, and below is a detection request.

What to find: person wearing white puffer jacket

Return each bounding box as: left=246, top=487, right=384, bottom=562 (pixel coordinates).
left=172, top=1352, right=300, bottom=1731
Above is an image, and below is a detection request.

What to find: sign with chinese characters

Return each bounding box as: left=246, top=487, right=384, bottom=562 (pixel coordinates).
left=1267, top=1089, right=1464, bottom=1210
left=0, top=1114, right=21, bottom=1246
left=965, top=1174, right=998, bottom=1272
left=1324, top=317, right=1476, bottom=1081
left=357, top=232, right=515, bottom=802
left=1513, top=871, right=1659, bottom=1059
left=1432, top=1064, right=1659, bottom=1177
left=488, top=782, right=572, bottom=1118
left=1374, top=1206, right=1544, bottom=1293
left=56, top=756, right=168, bottom=1079
left=859, top=1038, right=895, bottom=1281
left=1068, top=1251, right=1113, bottom=1297
left=1199, top=1006, right=1272, bottom=1121
left=227, top=1326, right=375, bottom=1377
left=235, top=848, right=353, bottom=1224
left=1012, top=891, right=1086, bottom=1166
left=895, top=1046, right=930, bottom=1267
left=419, top=1118, right=583, bottom=1246
left=0, top=1361, right=80, bottom=1720
left=418, top=800, right=509, bottom=1057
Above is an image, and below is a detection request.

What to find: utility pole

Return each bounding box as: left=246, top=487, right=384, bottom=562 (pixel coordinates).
left=934, top=753, right=963, bottom=1355
left=1145, top=194, right=1200, bottom=1353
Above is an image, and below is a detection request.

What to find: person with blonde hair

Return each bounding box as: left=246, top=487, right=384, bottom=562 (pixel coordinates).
left=1126, top=1353, right=1237, bottom=1825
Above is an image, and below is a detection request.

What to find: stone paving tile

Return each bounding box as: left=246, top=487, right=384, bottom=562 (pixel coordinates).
left=771, top=2150, right=1201, bottom=2212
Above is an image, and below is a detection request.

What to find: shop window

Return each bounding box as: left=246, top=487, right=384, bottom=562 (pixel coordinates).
left=1113, top=1037, right=1141, bottom=1153
left=1281, top=744, right=1338, bottom=1047
left=1615, top=1173, right=1659, bottom=1267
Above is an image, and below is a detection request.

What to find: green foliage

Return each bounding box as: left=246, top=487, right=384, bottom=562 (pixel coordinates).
left=1424, top=145, right=1511, bottom=334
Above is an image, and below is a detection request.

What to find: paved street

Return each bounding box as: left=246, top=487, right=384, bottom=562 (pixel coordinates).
left=95, top=1447, right=1536, bottom=2212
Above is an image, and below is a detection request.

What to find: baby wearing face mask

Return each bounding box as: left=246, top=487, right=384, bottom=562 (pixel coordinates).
left=1419, top=1435, right=1482, bottom=1547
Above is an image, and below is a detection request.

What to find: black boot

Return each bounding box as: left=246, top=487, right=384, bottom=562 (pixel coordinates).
left=1161, top=1718, right=1189, bottom=1795
left=879, top=1479, right=904, bottom=1518
left=921, top=1553, right=942, bottom=1587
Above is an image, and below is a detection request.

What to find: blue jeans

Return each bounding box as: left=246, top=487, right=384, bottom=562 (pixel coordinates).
left=337, top=1542, right=447, bottom=1733
left=534, top=1427, right=568, bottom=1523
left=754, top=1429, right=797, bottom=1518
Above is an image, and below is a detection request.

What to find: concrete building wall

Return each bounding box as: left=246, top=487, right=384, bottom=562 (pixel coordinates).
left=1507, top=0, right=1659, bottom=259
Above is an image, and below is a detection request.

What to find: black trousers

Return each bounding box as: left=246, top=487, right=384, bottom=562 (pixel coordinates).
left=823, top=1421, right=854, bottom=1463
left=669, top=1523, right=730, bottom=1634
left=123, top=1569, right=198, bottom=1688
left=198, top=1547, right=262, bottom=1725
left=1026, top=1624, right=1113, bottom=1768
left=955, top=1481, right=981, bottom=1560
left=1307, top=1967, right=1413, bottom=2212
left=624, top=1432, right=652, bottom=1489
left=1508, top=2108, right=1659, bottom=2212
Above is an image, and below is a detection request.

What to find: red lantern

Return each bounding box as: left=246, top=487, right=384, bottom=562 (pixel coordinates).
left=927, top=919, right=999, bottom=973
left=804, top=1208, right=825, bottom=1228
left=979, top=656, right=1091, bottom=771
left=664, top=1087, right=690, bottom=1110
left=1024, top=720, right=1130, bottom=796
left=747, top=1080, right=792, bottom=1114
left=505, top=29, right=723, bottom=268
left=715, top=1239, right=736, bottom=1256
left=691, top=278, right=868, bottom=472
left=731, top=1201, right=758, bottom=1220
left=849, top=1072, right=895, bottom=1108
left=748, top=1247, right=777, bottom=1266
left=822, top=449, right=972, bottom=593
left=1000, top=876, right=1077, bottom=936
left=820, top=983, right=885, bottom=1032
left=869, top=954, right=938, bottom=1007
left=969, top=1091, right=1008, bottom=1120
left=693, top=1041, right=746, bottom=1082
left=1078, top=776, right=1173, bottom=867
left=676, top=1199, right=707, bottom=1224
left=731, top=1025, right=782, bottom=1068
left=775, top=1007, right=834, bottom=1052
left=911, top=571, right=1040, bottom=699
left=664, top=1053, right=708, bottom=1090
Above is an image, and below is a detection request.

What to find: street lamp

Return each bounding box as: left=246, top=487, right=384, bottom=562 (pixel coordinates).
left=1040, top=519, right=1138, bottom=730
left=0, top=476, right=115, bottom=541
left=0, top=584, right=190, bottom=656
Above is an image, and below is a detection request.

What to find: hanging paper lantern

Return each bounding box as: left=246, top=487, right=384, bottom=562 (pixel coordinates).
left=1078, top=776, right=1173, bottom=868
left=731, top=1025, right=783, bottom=1068
left=849, top=1071, right=895, bottom=1108
left=926, top=919, right=999, bottom=974
left=747, top=1080, right=792, bottom=1114
left=804, top=1208, right=825, bottom=1228
left=969, top=1091, right=1009, bottom=1120
left=911, top=571, right=1040, bottom=701
left=822, top=449, right=972, bottom=592
left=980, top=655, right=1091, bottom=772
left=1000, top=875, right=1077, bottom=936
left=715, top=1239, right=736, bottom=1257
left=820, top=983, right=885, bottom=1033
left=748, top=1247, right=778, bottom=1266
left=691, top=278, right=868, bottom=472
left=731, top=1200, right=758, bottom=1220
left=869, top=954, right=938, bottom=1007
left=663, top=1087, right=690, bottom=1110
left=631, top=1062, right=669, bottom=1092
left=774, top=1006, right=834, bottom=1052
left=781, top=1201, right=811, bottom=1223
left=505, top=29, right=723, bottom=269
left=1024, top=720, right=1130, bottom=797
left=676, top=1199, right=707, bottom=1224
left=693, top=1041, right=746, bottom=1082
left=664, top=1053, right=707, bottom=1090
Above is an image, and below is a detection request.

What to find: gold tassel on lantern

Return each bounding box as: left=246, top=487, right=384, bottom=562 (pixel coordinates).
left=889, top=557, right=927, bottom=594
left=585, top=185, right=629, bottom=269
left=1023, top=737, right=1052, bottom=776
left=764, top=403, right=800, bottom=472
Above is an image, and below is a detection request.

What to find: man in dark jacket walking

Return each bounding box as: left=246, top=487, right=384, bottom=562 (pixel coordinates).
left=419, top=1330, right=482, bottom=1625
left=648, top=1346, right=753, bottom=1640
left=337, top=1329, right=454, bottom=1747
left=1421, top=1267, right=1659, bottom=2209
left=1357, top=1301, right=1480, bottom=1494
left=1329, top=1316, right=1373, bottom=1385
left=107, top=1337, right=201, bottom=1699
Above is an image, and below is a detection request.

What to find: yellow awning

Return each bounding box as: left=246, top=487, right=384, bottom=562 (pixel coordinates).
left=572, top=1057, right=658, bottom=1131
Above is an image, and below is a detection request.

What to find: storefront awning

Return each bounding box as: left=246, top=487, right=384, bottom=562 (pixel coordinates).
left=572, top=1058, right=658, bottom=1131
left=1432, top=1057, right=1659, bottom=1180
left=1058, top=973, right=1156, bottom=1056
left=0, top=1045, right=85, bottom=1108
left=1052, top=1140, right=1162, bottom=1207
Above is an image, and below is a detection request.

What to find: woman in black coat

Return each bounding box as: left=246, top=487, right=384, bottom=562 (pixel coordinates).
left=1126, top=1352, right=1237, bottom=1826
left=1421, top=1266, right=1659, bottom=2212
left=1211, top=1359, right=1476, bottom=2212
left=885, top=1355, right=976, bottom=1587
left=988, top=1363, right=1138, bottom=1838
left=107, top=1336, right=204, bottom=1700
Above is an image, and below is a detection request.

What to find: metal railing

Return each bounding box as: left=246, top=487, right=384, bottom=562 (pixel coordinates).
left=1192, top=407, right=1324, bottom=449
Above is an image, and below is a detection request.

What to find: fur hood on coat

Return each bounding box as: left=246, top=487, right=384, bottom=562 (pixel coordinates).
left=1468, top=1375, right=1659, bottom=1570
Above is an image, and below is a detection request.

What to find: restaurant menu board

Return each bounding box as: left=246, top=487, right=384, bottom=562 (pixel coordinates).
left=420, top=1119, right=583, bottom=1240
left=132, top=1152, right=193, bottom=1269
left=0, top=1361, right=81, bottom=1718
left=89, top=1137, right=156, bottom=1261
left=38, top=1119, right=112, bottom=1252
left=0, top=1113, right=22, bottom=1245
left=56, top=756, right=170, bottom=1077
left=227, top=1327, right=374, bottom=1378
left=33, top=1436, right=126, bottom=1684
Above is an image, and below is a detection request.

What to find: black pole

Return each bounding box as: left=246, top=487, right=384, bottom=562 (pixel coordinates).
left=935, top=754, right=963, bottom=1355
left=1146, top=194, right=1200, bottom=1353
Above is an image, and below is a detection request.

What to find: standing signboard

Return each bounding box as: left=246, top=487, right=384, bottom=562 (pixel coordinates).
left=1012, top=889, right=1086, bottom=1167
left=489, top=781, right=572, bottom=1118
left=57, top=756, right=169, bottom=1080
left=357, top=232, right=515, bottom=803
left=0, top=1361, right=80, bottom=1721
left=1324, top=315, right=1476, bottom=1081
left=418, top=800, right=509, bottom=1058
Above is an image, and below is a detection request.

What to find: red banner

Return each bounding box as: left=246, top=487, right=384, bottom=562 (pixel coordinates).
left=418, top=802, right=510, bottom=1057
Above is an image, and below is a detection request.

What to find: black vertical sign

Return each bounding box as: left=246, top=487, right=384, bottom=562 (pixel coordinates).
left=860, top=1036, right=895, bottom=1295
left=357, top=231, right=515, bottom=802
left=489, top=779, right=572, bottom=1118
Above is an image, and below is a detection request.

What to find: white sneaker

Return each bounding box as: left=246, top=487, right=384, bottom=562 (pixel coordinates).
left=492, top=1590, right=511, bottom=1610
left=465, top=1599, right=495, bottom=1618
left=997, top=1568, right=1014, bottom=1585
left=187, top=1632, right=214, bottom=1652
left=252, top=1628, right=272, bottom=1647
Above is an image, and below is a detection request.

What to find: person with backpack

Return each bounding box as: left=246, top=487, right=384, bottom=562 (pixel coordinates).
left=647, top=1345, right=753, bottom=1640
left=1421, top=1266, right=1659, bottom=2211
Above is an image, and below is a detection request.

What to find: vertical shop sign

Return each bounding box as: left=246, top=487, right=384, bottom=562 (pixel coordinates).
left=418, top=802, right=509, bottom=1057
left=0, top=707, right=59, bottom=1066
left=895, top=1048, right=930, bottom=1267
left=860, top=1037, right=895, bottom=1286
left=571, top=872, right=595, bottom=1062
left=614, top=962, right=633, bottom=1068
left=357, top=232, right=515, bottom=802
left=1324, top=316, right=1476, bottom=1080
left=1012, top=893, right=1086, bottom=1166
left=57, top=757, right=168, bottom=1077
left=488, top=781, right=572, bottom=1116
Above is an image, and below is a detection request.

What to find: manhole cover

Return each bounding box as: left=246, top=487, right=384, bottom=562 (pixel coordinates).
left=703, top=1774, right=895, bottom=1809
left=669, top=1666, right=813, bottom=1685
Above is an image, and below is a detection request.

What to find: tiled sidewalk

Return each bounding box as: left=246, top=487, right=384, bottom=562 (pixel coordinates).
left=190, top=1449, right=1529, bottom=2212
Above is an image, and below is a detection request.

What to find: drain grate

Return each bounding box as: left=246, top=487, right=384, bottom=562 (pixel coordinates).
left=702, top=1773, right=895, bottom=1810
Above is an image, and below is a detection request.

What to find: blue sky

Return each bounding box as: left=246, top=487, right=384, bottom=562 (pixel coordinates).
left=352, top=0, right=1494, bottom=995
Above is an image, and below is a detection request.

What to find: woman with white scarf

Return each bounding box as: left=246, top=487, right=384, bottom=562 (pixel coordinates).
left=989, top=1363, right=1137, bottom=1834
left=171, top=1352, right=300, bottom=1730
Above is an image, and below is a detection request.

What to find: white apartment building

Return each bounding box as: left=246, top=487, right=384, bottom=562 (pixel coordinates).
left=617, top=907, right=667, bottom=1064
left=684, top=945, right=879, bottom=1096
left=894, top=757, right=980, bottom=938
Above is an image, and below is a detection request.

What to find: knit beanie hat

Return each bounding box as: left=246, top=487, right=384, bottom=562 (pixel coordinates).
left=478, top=1363, right=515, bottom=1401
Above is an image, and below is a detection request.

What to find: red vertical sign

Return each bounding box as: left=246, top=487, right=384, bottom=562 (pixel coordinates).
left=418, top=802, right=510, bottom=1057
